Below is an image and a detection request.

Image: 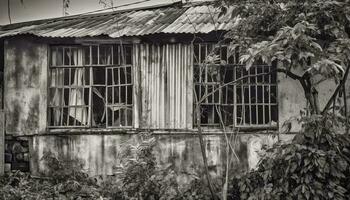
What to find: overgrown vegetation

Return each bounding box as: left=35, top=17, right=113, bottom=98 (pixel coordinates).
left=0, top=134, right=213, bottom=200
left=218, top=0, right=350, bottom=116
left=229, top=115, right=350, bottom=200
left=2, top=0, right=350, bottom=199
left=1, top=115, right=350, bottom=199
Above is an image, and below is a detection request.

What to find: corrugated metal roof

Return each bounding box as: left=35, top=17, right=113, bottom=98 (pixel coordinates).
left=0, top=2, right=237, bottom=38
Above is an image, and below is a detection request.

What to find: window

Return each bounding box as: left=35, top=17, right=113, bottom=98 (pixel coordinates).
left=48, top=44, right=133, bottom=128
left=193, top=43, right=278, bottom=128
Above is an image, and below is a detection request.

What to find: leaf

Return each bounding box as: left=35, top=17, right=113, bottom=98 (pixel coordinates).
left=245, top=58, right=254, bottom=70
left=219, top=6, right=228, bottom=18
left=337, top=159, right=348, bottom=172
left=310, top=42, right=323, bottom=52
left=305, top=190, right=310, bottom=200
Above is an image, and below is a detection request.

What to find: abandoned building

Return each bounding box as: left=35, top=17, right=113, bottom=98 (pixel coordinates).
left=0, top=1, right=349, bottom=176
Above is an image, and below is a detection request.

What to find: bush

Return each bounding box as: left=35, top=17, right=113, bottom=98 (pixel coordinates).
left=112, top=133, right=212, bottom=200
left=235, top=115, right=350, bottom=200
left=0, top=133, right=212, bottom=200
left=0, top=151, right=103, bottom=200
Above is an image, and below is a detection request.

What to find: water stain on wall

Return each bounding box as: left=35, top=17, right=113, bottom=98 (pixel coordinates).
left=4, top=37, right=47, bottom=136
left=6, top=99, right=21, bottom=133
left=23, top=95, right=40, bottom=132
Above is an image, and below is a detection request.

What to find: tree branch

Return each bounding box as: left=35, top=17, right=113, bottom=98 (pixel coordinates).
left=198, top=67, right=302, bottom=104
left=276, top=68, right=302, bottom=80
left=344, top=84, right=349, bottom=134
left=193, top=88, right=219, bottom=200
left=7, top=0, right=11, bottom=24
left=322, top=64, right=350, bottom=115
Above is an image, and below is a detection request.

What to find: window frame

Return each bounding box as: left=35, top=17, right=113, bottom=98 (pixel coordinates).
left=193, top=43, right=278, bottom=129
left=47, top=44, right=134, bottom=129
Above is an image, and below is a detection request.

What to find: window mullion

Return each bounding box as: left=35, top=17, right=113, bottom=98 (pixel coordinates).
left=61, top=68, right=65, bottom=126
left=249, top=69, right=251, bottom=126
left=234, top=66, right=237, bottom=127
left=255, top=67, right=258, bottom=125
left=89, top=45, right=93, bottom=127
left=105, top=66, right=108, bottom=128
left=269, top=66, right=272, bottom=125
left=112, top=68, right=115, bottom=127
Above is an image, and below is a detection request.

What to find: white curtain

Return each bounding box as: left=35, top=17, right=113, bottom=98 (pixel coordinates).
left=69, top=48, right=88, bottom=125
left=50, top=49, right=64, bottom=125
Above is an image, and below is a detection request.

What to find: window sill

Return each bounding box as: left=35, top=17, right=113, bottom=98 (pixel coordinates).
left=47, top=128, right=137, bottom=134
left=45, top=126, right=279, bottom=135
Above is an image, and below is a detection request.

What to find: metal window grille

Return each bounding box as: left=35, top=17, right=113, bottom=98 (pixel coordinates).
left=48, top=44, right=133, bottom=128
left=193, top=43, right=278, bottom=128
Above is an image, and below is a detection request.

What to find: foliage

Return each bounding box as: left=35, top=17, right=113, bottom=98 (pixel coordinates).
left=233, top=115, right=350, bottom=200
left=112, top=134, right=213, bottom=200
left=0, top=134, right=213, bottom=200
left=218, top=0, right=350, bottom=116
left=0, top=152, right=103, bottom=200
left=220, top=0, right=350, bottom=74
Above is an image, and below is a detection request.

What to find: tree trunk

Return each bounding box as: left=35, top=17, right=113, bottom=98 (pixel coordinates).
left=195, top=105, right=219, bottom=200
left=322, top=64, right=350, bottom=115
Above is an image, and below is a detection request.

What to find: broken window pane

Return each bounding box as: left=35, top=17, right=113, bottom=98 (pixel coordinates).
left=105, top=66, right=133, bottom=127
left=93, top=67, right=106, bottom=85
left=49, top=45, right=133, bottom=128
left=92, top=86, right=106, bottom=127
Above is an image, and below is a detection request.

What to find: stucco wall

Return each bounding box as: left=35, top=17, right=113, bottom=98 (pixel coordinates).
left=30, top=134, right=248, bottom=177
left=3, top=37, right=346, bottom=135
left=0, top=110, right=4, bottom=175
left=30, top=133, right=295, bottom=177
left=3, top=36, right=349, bottom=178
left=277, top=67, right=344, bottom=133
left=278, top=67, right=306, bottom=132
left=4, top=37, right=47, bottom=136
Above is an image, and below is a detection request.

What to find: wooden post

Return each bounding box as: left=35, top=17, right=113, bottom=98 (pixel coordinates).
left=0, top=110, right=4, bottom=175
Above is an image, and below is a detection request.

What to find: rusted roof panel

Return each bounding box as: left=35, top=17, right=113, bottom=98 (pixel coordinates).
left=0, top=2, right=237, bottom=38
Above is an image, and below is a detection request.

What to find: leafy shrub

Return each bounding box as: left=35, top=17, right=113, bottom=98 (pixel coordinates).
left=235, top=115, right=350, bottom=200
left=113, top=133, right=212, bottom=200
left=0, top=152, right=103, bottom=200
left=0, top=133, right=213, bottom=200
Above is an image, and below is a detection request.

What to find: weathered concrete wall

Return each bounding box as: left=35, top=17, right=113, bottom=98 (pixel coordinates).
left=0, top=110, right=4, bottom=175
left=1, top=39, right=4, bottom=109
left=4, top=37, right=47, bottom=136
left=2, top=36, right=348, bottom=177
left=31, top=134, right=252, bottom=177
left=278, top=67, right=306, bottom=132
left=30, top=133, right=295, bottom=177
left=347, top=73, right=350, bottom=122
left=278, top=67, right=340, bottom=133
